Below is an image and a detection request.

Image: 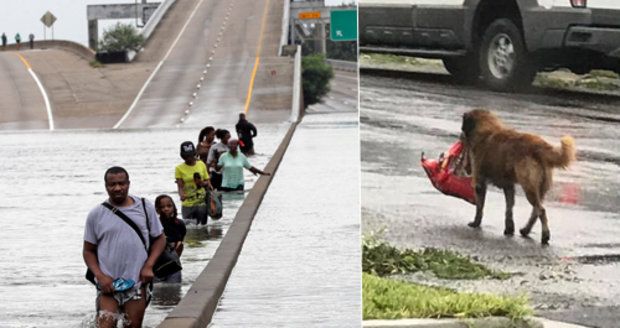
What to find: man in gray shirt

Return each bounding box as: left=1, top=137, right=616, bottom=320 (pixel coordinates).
left=83, top=166, right=165, bottom=328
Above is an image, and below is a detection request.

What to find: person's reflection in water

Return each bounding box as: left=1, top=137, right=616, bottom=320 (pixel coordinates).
left=151, top=283, right=182, bottom=307
left=207, top=224, right=224, bottom=240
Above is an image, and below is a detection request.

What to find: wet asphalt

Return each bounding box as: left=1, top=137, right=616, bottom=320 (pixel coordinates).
left=360, top=68, right=620, bottom=328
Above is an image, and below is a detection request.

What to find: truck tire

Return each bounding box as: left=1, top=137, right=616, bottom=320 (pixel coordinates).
left=479, top=18, right=536, bottom=91
left=443, top=56, right=480, bottom=84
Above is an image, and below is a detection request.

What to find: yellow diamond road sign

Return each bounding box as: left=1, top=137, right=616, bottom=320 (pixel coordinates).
left=41, top=11, right=57, bottom=28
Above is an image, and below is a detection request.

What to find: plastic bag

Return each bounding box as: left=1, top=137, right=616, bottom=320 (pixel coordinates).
left=206, top=189, right=223, bottom=220
left=420, top=140, right=475, bottom=204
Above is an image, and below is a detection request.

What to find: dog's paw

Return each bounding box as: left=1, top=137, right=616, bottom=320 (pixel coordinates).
left=519, top=228, right=530, bottom=237
left=468, top=221, right=481, bottom=228
left=504, top=228, right=514, bottom=236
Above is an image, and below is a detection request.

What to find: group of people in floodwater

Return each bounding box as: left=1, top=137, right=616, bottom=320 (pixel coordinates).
left=83, top=113, right=269, bottom=328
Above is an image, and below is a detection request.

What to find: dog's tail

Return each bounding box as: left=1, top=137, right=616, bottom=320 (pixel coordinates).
left=544, top=136, right=576, bottom=168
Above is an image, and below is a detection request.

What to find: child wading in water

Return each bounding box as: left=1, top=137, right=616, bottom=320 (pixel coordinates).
left=154, top=195, right=186, bottom=283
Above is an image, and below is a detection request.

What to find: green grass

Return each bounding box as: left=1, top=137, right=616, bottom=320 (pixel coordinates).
left=533, top=74, right=573, bottom=89
left=362, top=236, right=511, bottom=279
left=363, top=273, right=532, bottom=320
left=589, top=69, right=619, bottom=79
left=575, top=77, right=619, bottom=91
left=534, top=70, right=619, bottom=92
left=361, top=53, right=443, bottom=67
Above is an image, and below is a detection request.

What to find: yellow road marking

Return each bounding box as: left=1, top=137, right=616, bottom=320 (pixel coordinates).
left=16, top=53, right=32, bottom=70
left=244, top=0, right=271, bottom=114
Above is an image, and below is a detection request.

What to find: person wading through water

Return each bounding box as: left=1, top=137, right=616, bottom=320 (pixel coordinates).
left=217, top=139, right=270, bottom=192
left=175, top=141, right=212, bottom=225
left=235, top=113, right=257, bottom=156
left=207, top=129, right=231, bottom=190
left=83, top=166, right=165, bottom=328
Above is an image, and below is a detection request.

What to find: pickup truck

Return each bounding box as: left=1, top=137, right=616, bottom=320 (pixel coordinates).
left=359, top=0, right=620, bottom=90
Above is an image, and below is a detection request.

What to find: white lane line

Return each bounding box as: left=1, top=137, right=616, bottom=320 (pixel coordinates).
left=113, top=0, right=206, bottom=129
left=28, top=70, right=54, bottom=131
left=17, top=54, right=54, bottom=131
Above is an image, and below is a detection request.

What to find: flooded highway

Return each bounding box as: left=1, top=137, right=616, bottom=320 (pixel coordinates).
left=360, top=72, right=620, bottom=328
left=0, top=124, right=288, bottom=327
left=211, top=70, right=360, bottom=327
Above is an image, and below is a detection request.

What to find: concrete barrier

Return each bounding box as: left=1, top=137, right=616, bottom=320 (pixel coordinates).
left=1, top=40, right=95, bottom=61
left=278, top=0, right=290, bottom=56
left=157, top=47, right=305, bottom=328
left=125, top=0, right=176, bottom=62
left=291, top=45, right=302, bottom=122
left=141, top=0, right=176, bottom=41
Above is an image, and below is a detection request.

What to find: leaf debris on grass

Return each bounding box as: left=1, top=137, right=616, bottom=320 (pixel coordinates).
left=362, top=235, right=511, bottom=280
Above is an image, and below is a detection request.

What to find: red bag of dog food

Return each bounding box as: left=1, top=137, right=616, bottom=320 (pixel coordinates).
left=420, top=141, right=476, bottom=204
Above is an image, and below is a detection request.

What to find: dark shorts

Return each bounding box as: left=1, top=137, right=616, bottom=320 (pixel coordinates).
left=210, top=171, right=223, bottom=190
left=181, top=204, right=208, bottom=225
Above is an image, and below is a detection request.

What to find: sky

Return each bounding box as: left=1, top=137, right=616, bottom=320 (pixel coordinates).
left=0, top=0, right=356, bottom=47
left=0, top=0, right=137, bottom=46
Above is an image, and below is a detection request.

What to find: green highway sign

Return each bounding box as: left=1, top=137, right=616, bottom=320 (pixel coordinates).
left=330, top=9, right=357, bottom=42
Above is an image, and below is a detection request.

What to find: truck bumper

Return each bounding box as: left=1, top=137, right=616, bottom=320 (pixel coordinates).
left=525, top=7, right=620, bottom=57
left=564, top=26, right=620, bottom=58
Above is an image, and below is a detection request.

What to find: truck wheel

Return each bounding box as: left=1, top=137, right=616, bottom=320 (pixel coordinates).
left=479, top=18, right=536, bottom=91
left=443, top=56, right=479, bottom=84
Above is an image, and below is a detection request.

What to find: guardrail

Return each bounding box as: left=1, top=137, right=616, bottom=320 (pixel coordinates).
left=291, top=45, right=302, bottom=122
left=278, top=0, right=290, bottom=56
left=1, top=40, right=95, bottom=61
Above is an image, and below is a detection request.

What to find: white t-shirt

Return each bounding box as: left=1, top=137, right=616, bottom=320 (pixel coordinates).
left=207, top=142, right=230, bottom=172
left=84, top=195, right=163, bottom=286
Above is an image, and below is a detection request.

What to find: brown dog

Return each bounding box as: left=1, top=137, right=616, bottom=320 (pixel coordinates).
left=461, top=109, right=575, bottom=244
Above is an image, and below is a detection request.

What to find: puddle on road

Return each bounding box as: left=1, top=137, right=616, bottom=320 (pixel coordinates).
left=572, top=254, right=620, bottom=265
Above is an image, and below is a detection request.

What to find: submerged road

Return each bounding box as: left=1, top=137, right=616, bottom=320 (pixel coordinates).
left=361, top=70, right=620, bottom=328
left=211, top=68, right=360, bottom=327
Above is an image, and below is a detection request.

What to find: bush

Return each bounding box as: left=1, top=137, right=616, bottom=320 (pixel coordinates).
left=99, top=23, right=144, bottom=53
left=302, top=54, right=334, bottom=108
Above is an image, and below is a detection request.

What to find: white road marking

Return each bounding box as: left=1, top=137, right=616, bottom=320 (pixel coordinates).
left=113, top=0, right=206, bottom=129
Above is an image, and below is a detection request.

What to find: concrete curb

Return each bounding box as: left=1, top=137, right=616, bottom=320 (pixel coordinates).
left=363, top=317, right=590, bottom=328
left=157, top=121, right=299, bottom=328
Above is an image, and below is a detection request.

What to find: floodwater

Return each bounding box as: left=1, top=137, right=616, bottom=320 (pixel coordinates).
left=210, top=109, right=361, bottom=327
left=0, top=123, right=288, bottom=328
left=360, top=73, right=620, bottom=327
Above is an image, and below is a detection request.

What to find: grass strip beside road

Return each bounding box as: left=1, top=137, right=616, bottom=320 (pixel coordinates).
left=363, top=273, right=532, bottom=320
left=363, top=236, right=511, bottom=279
left=361, top=53, right=620, bottom=93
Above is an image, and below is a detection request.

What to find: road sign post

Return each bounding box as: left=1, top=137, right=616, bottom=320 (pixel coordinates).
left=40, top=11, right=57, bottom=40
left=330, top=9, right=357, bottom=42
